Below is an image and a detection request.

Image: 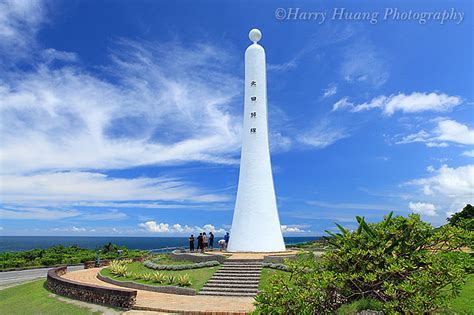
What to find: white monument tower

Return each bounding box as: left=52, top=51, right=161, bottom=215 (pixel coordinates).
left=227, top=29, right=286, bottom=252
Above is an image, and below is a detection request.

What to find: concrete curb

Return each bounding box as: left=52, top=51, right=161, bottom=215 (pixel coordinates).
left=97, top=273, right=196, bottom=296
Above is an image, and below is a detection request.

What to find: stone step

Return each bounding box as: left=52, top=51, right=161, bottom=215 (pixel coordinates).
left=224, top=270, right=261, bottom=272
left=219, top=267, right=262, bottom=271
left=223, top=263, right=263, bottom=266
left=198, top=291, right=257, bottom=297
left=201, top=286, right=258, bottom=294
left=214, top=270, right=260, bottom=277
left=210, top=276, right=260, bottom=281
left=207, top=279, right=260, bottom=284
left=202, top=283, right=258, bottom=289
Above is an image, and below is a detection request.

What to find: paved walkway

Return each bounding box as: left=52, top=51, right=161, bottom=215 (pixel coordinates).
left=0, top=265, right=83, bottom=289
left=63, top=268, right=255, bottom=314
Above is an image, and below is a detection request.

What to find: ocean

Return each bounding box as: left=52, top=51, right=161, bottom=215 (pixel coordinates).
left=0, top=236, right=321, bottom=252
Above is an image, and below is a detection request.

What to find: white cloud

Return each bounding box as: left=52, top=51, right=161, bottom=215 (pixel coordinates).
left=139, top=221, right=227, bottom=234
left=323, top=85, right=337, bottom=98
left=408, top=202, right=437, bottom=216
left=80, top=210, right=128, bottom=221
left=298, top=120, right=348, bottom=149
left=406, top=164, right=474, bottom=216
left=0, top=39, right=242, bottom=175
left=396, top=120, right=474, bottom=147
left=0, top=205, right=79, bottom=220
left=334, top=92, right=461, bottom=116
left=267, top=60, right=297, bottom=72
left=332, top=97, right=353, bottom=112
left=461, top=150, right=474, bottom=157
left=0, top=0, right=45, bottom=57
left=435, top=120, right=474, bottom=145
left=280, top=224, right=309, bottom=233
left=0, top=171, right=228, bottom=204
left=396, top=130, right=431, bottom=144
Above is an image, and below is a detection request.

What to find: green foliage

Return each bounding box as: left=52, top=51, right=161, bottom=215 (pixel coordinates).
left=0, top=244, right=147, bottom=269
left=144, top=259, right=220, bottom=270
left=151, top=271, right=166, bottom=283
left=100, top=261, right=219, bottom=291
left=337, top=298, right=383, bottom=315
left=177, top=274, right=192, bottom=287
left=254, top=213, right=473, bottom=314
left=108, top=260, right=129, bottom=276
left=447, top=204, right=474, bottom=232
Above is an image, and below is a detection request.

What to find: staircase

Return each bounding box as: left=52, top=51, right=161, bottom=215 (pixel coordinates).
left=198, top=259, right=262, bottom=297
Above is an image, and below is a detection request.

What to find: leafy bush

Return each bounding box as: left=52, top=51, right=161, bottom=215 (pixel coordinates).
left=0, top=244, right=147, bottom=269
left=337, top=298, right=383, bottom=315
left=447, top=204, right=474, bottom=233
left=177, top=274, right=192, bottom=287
left=151, top=271, right=166, bottom=284
left=167, top=275, right=176, bottom=284
left=108, top=261, right=128, bottom=277
left=262, top=262, right=289, bottom=271
left=254, top=213, right=473, bottom=314
left=140, top=272, right=154, bottom=282
left=144, top=260, right=220, bottom=270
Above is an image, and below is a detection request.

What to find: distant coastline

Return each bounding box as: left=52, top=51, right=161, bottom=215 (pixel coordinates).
left=0, top=236, right=322, bottom=252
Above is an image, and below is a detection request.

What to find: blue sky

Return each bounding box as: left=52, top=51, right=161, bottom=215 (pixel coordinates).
left=0, top=0, right=472, bottom=236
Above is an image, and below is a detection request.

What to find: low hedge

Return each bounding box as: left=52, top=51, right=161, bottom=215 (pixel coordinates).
left=144, top=260, right=220, bottom=271
left=262, top=262, right=288, bottom=271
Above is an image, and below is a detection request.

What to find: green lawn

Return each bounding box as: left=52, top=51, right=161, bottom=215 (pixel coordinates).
left=101, top=261, right=219, bottom=291
left=149, top=254, right=194, bottom=265
left=0, top=280, right=101, bottom=315
left=446, top=274, right=474, bottom=314
left=259, top=267, right=290, bottom=290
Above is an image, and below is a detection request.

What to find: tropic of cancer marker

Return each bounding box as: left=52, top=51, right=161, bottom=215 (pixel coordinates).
left=227, top=29, right=286, bottom=252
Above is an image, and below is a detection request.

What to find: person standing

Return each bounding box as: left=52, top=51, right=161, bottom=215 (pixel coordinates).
left=197, top=233, right=203, bottom=252
left=189, top=234, right=195, bottom=252
left=209, top=232, right=214, bottom=250
left=218, top=239, right=225, bottom=251
left=224, top=232, right=230, bottom=250
left=202, top=232, right=208, bottom=253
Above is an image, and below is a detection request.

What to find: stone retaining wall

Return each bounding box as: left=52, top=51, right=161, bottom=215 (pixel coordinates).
left=46, top=266, right=137, bottom=309
left=170, top=250, right=227, bottom=263
left=97, top=273, right=196, bottom=296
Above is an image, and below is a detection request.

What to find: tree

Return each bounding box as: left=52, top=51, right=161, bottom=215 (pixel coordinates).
left=447, top=204, right=474, bottom=231
left=254, top=213, right=472, bottom=314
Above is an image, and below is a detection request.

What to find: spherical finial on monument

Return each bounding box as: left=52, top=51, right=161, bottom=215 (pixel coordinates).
left=249, top=28, right=262, bottom=43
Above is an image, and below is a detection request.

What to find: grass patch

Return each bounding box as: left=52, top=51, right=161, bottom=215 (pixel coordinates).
left=150, top=254, right=194, bottom=265
left=259, top=267, right=290, bottom=290
left=446, top=274, right=474, bottom=314
left=101, top=261, right=219, bottom=291
left=0, top=280, right=101, bottom=315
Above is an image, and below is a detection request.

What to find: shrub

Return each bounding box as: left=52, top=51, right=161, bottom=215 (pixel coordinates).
left=144, top=260, right=220, bottom=271
left=151, top=271, right=166, bottom=284
left=337, top=298, right=383, bottom=315
left=254, top=213, right=472, bottom=314
left=139, top=272, right=154, bottom=282
left=108, top=261, right=128, bottom=277
left=177, top=274, right=192, bottom=287
left=167, top=275, right=176, bottom=285
left=262, top=262, right=289, bottom=271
